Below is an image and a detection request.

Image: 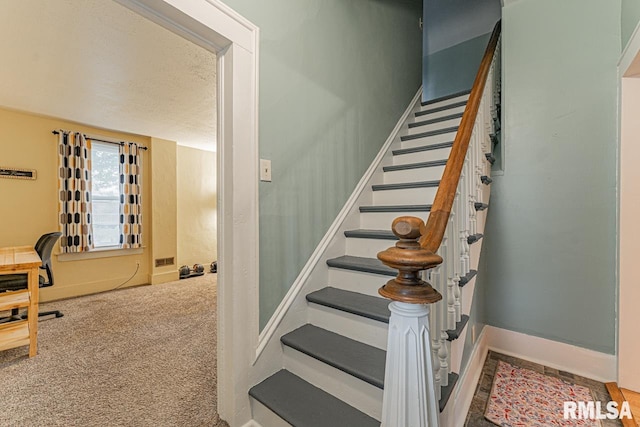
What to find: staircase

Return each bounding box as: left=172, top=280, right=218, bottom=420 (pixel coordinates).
left=248, top=93, right=478, bottom=426
left=248, top=23, right=501, bottom=427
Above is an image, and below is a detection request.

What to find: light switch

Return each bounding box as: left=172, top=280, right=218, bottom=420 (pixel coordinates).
left=260, top=159, right=272, bottom=182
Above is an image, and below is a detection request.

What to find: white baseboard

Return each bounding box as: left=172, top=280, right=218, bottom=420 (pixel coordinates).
left=485, top=326, right=617, bottom=383
left=254, top=87, right=423, bottom=361
left=240, top=421, right=263, bottom=427
left=451, top=326, right=489, bottom=427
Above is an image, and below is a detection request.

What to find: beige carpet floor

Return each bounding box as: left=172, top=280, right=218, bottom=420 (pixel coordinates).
left=0, top=273, right=228, bottom=427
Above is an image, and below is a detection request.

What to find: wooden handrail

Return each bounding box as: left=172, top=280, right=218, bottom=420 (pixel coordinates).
left=420, top=20, right=501, bottom=253
left=378, top=21, right=501, bottom=303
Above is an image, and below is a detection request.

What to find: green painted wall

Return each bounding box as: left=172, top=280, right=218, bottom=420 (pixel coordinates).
left=622, top=0, right=640, bottom=50
left=222, top=0, right=423, bottom=329
left=480, top=0, right=620, bottom=354
left=423, top=33, right=491, bottom=101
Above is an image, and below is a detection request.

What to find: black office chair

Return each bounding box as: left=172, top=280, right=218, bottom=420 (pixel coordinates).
left=0, top=232, right=64, bottom=323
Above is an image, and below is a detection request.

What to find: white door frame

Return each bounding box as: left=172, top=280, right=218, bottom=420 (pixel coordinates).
left=114, top=1, right=259, bottom=425
left=618, top=22, right=640, bottom=391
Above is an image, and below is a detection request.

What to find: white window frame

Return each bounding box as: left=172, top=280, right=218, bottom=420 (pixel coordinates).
left=90, top=141, right=122, bottom=249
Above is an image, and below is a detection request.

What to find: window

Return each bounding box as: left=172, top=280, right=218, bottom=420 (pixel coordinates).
left=91, top=142, right=120, bottom=248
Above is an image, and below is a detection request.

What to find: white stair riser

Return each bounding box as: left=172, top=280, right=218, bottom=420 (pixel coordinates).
left=392, top=147, right=452, bottom=166
left=308, top=303, right=389, bottom=350
left=372, top=186, right=438, bottom=206
left=400, top=132, right=457, bottom=150
left=283, top=347, right=383, bottom=421
left=345, top=237, right=396, bottom=259
left=417, top=94, right=469, bottom=112
left=250, top=399, right=292, bottom=427
left=405, top=117, right=461, bottom=136
left=360, top=211, right=431, bottom=229
left=412, top=105, right=466, bottom=123
left=328, top=269, right=389, bottom=297
left=383, top=165, right=446, bottom=184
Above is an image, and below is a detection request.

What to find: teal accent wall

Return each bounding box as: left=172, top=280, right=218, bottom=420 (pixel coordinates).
left=221, top=0, right=423, bottom=330
left=422, top=33, right=491, bottom=101
left=480, top=0, right=620, bottom=354
left=622, top=0, right=640, bottom=50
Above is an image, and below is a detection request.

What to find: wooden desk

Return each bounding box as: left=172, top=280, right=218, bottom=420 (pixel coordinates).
left=0, top=246, right=41, bottom=357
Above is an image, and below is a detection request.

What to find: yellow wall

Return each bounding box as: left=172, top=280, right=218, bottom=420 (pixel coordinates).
left=149, top=137, right=179, bottom=284
left=176, top=146, right=217, bottom=267
left=0, top=107, right=160, bottom=301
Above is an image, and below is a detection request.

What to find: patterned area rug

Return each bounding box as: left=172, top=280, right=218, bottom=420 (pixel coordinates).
left=485, top=360, right=600, bottom=427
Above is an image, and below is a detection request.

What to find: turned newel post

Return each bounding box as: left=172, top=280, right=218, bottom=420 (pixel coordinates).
left=378, top=216, right=443, bottom=303
left=377, top=216, right=443, bottom=427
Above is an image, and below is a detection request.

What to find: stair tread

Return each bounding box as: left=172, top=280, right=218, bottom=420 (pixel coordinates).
left=383, top=159, right=447, bottom=172
left=401, top=126, right=459, bottom=142
left=307, top=287, right=391, bottom=323
left=420, top=89, right=471, bottom=107
left=372, top=180, right=440, bottom=191
left=409, top=112, right=463, bottom=129
left=392, top=141, right=453, bottom=156
left=359, top=204, right=432, bottom=213
left=249, top=369, right=380, bottom=427
left=459, top=269, right=477, bottom=286
left=415, top=100, right=468, bottom=118
left=446, top=315, right=470, bottom=341
left=344, top=229, right=397, bottom=240
left=327, top=255, right=396, bottom=276
left=282, top=324, right=386, bottom=389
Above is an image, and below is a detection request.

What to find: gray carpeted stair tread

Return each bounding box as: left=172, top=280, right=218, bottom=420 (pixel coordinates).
left=446, top=315, right=470, bottom=341
left=409, top=112, right=464, bottom=129
left=282, top=324, right=386, bottom=389
left=249, top=370, right=380, bottom=427
left=383, top=159, right=447, bottom=172
left=481, top=175, right=493, bottom=185
left=372, top=180, right=440, bottom=191
left=440, top=373, right=459, bottom=412
left=459, top=270, right=478, bottom=286
left=393, top=141, right=453, bottom=156
left=359, top=204, right=432, bottom=213
left=468, top=233, right=484, bottom=245
left=415, top=100, right=468, bottom=118
left=306, top=287, right=391, bottom=323
left=401, top=126, right=459, bottom=142
left=344, top=229, right=397, bottom=240
left=420, top=89, right=471, bottom=107
left=326, top=255, right=396, bottom=276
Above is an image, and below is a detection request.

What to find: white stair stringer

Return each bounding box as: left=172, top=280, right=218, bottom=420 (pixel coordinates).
left=248, top=88, right=492, bottom=426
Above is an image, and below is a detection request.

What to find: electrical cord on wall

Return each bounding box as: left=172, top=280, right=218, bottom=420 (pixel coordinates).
left=111, top=262, right=140, bottom=291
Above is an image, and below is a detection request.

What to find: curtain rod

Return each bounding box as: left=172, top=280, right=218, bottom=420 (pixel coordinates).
left=51, top=129, right=149, bottom=151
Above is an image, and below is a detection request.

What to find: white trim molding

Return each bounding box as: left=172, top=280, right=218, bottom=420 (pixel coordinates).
left=486, top=326, right=616, bottom=382
left=254, top=88, right=423, bottom=361
left=114, top=2, right=261, bottom=426
left=620, top=16, right=640, bottom=77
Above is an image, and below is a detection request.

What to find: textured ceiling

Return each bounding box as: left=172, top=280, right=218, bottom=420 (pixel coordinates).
left=0, top=0, right=217, bottom=151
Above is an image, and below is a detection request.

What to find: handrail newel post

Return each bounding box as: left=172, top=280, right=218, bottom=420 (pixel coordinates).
left=377, top=216, right=443, bottom=427
left=376, top=20, right=501, bottom=427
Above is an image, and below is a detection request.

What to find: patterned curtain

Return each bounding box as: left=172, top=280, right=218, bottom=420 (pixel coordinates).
left=119, top=143, right=143, bottom=249
left=58, top=132, right=93, bottom=253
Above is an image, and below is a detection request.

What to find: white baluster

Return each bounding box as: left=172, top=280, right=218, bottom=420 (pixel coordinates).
left=428, top=268, right=442, bottom=401
left=438, top=234, right=449, bottom=388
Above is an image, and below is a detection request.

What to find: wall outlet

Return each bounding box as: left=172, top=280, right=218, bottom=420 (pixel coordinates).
left=260, top=159, right=272, bottom=182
